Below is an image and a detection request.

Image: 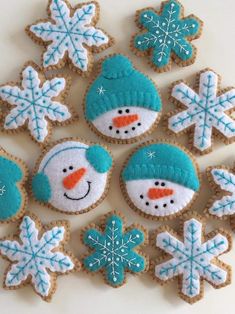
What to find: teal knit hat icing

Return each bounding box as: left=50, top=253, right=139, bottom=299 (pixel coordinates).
left=122, top=143, right=200, bottom=191
left=85, top=54, right=162, bottom=121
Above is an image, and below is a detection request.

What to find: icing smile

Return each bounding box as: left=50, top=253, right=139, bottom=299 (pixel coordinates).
left=64, top=181, right=91, bottom=201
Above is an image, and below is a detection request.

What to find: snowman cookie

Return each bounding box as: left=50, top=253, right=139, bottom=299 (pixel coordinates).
left=32, top=138, right=113, bottom=214
left=0, top=148, right=28, bottom=223
left=85, top=54, right=162, bottom=143
left=121, top=141, right=200, bottom=220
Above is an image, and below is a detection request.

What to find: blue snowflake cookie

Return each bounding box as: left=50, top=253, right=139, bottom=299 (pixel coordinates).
left=0, top=61, right=73, bottom=144
left=168, top=69, right=235, bottom=154
left=131, top=0, right=203, bottom=72
left=0, top=148, right=28, bottom=223
left=153, top=213, right=232, bottom=304
left=26, top=0, right=114, bottom=76
left=82, top=211, right=148, bottom=287
left=0, top=212, right=80, bottom=301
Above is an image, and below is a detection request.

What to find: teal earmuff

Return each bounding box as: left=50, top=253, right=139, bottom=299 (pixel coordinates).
left=31, top=144, right=113, bottom=203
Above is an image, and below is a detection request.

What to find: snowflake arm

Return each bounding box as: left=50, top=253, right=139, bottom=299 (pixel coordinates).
left=154, top=216, right=231, bottom=303
left=83, top=213, right=147, bottom=287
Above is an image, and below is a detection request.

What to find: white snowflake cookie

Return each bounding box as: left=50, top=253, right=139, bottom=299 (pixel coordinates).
left=0, top=213, right=79, bottom=301
left=85, top=54, right=162, bottom=143
left=121, top=141, right=200, bottom=220
left=32, top=138, right=113, bottom=214
left=153, top=213, right=232, bottom=304
left=0, top=62, right=74, bottom=144
left=206, top=165, right=235, bottom=230
left=167, top=69, right=235, bottom=154
left=26, top=0, right=114, bottom=75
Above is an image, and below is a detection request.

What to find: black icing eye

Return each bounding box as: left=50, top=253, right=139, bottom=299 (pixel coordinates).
left=155, top=181, right=159, bottom=186
left=63, top=168, right=67, bottom=173
left=69, top=166, right=73, bottom=170
left=161, top=182, right=166, bottom=187
left=126, top=109, right=130, bottom=113
left=118, top=110, right=122, bottom=114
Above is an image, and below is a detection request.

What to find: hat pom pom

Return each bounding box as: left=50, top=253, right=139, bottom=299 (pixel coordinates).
left=102, top=54, right=134, bottom=79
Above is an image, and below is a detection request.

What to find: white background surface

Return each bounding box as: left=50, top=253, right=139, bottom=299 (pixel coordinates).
left=0, top=0, right=235, bottom=313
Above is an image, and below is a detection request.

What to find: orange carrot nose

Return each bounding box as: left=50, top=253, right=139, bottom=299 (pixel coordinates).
left=112, top=114, right=139, bottom=128
left=147, top=188, right=174, bottom=200
left=63, top=168, right=87, bottom=190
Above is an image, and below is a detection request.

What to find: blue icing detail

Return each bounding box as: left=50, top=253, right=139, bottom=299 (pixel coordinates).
left=83, top=214, right=146, bottom=286
left=122, top=143, right=200, bottom=191
left=86, top=145, right=112, bottom=173
left=134, top=0, right=201, bottom=69
left=32, top=173, right=51, bottom=202
left=85, top=54, right=162, bottom=121
left=0, top=156, right=23, bottom=220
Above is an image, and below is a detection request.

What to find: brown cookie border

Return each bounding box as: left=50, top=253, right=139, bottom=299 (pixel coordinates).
left=25, top=0, right=115, bottom=77
left=120, top=139, right=201, bottom=221
left=0, top=147, right=28, bottom=224
left=80, top=210, right=149, bottom=287
left=83, top=53, right=162, bottom=144
left=31, top=136, right=114, bottom=215
left=149, top=211, right=232, bottom=304
left=0, top=211, right=80, bottom=302
left=130, top=0, right=203, bottom=73
left=164, top=68, right=235, bottom=155
left=0, top=61, right=77, bottom=147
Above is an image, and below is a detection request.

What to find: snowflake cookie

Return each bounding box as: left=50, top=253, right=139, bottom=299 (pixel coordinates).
left=32, top=138, right=113, bottom=214
left=0, top=213, right=79, bottom=301
left=26, top=0, right=114, bottom=75
left=121, top=141, right=200, bottom=220
left=82, top=211, right=148, bottom=287
left=131, top=0, right=203, bottom=72
left=85, top=54, right=162, bottom=143
left=0, top=61, right=74, bottom=144
left=153, top=213, right=232, bottom=304
left=167, top=69, right=235, bottom=154
left=206, top=165, right=235, bottom=230
left=0, top=148, right=28, bottom=223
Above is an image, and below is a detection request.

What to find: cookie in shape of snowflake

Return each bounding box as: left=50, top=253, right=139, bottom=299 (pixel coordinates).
left=168, top=69, right=235, bottom=153
left=132, top=0, right=202, bottom=72
left=0, top=213, right=78, bottom=301
left=27, top=0, right=113, bottom=75
left=154, top=214, right=231, bottom=304
left=207, top=167, right=235, bottom=219
left=0, top=62, right=72, bottom=143
left=82, top=212, right=147, bottom=287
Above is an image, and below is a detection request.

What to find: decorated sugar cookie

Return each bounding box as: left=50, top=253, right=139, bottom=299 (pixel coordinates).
left=0, top=213, right=79, bottom=301
left=0, top=148, right=28, bottom=223
left=206, top=165, right=235, bottom=230
left=131, top=0, right=203, bottom=72
left=0, top=62, right=73, bottom=144
left=121, top=141, right=200, bottom=220
left=167, top=69, right=235, bottom=154
left=152, top=213, right=232, bottom=304
left=85, top=54, right=162, bottom=143
left=32, top=138, right=113, bottom=214
left=26, top=0, right=114, bottom=75
left=82, top=211, right=148, bottom=287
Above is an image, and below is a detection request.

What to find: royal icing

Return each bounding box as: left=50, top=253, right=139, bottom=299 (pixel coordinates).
left=169, top=70, right=235, bottom=153
left=32, top=140, right=112, bottom=214
left=28, top=0, right=111, bottom=73
left=0, top=215, right=76, bottom=300
left=0, top=150, right=27, bottom=222
left=0, top=63, right=71, bottom=143
left=83, top=212, right=147, bottom=287
left=122, top=142, right=200, bottom=219
left=154, top=215, right=231, bottom=303
left=208, top=168, right=235, bottom=217
left=133, top=0, right=202, bottom=71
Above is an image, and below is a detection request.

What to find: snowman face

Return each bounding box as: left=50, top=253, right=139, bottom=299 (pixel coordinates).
left=92, top=106, right=159, bottom=140
left=125, top=179, right=195, bottom=217
left=38, top=142, right=109, bottom=213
